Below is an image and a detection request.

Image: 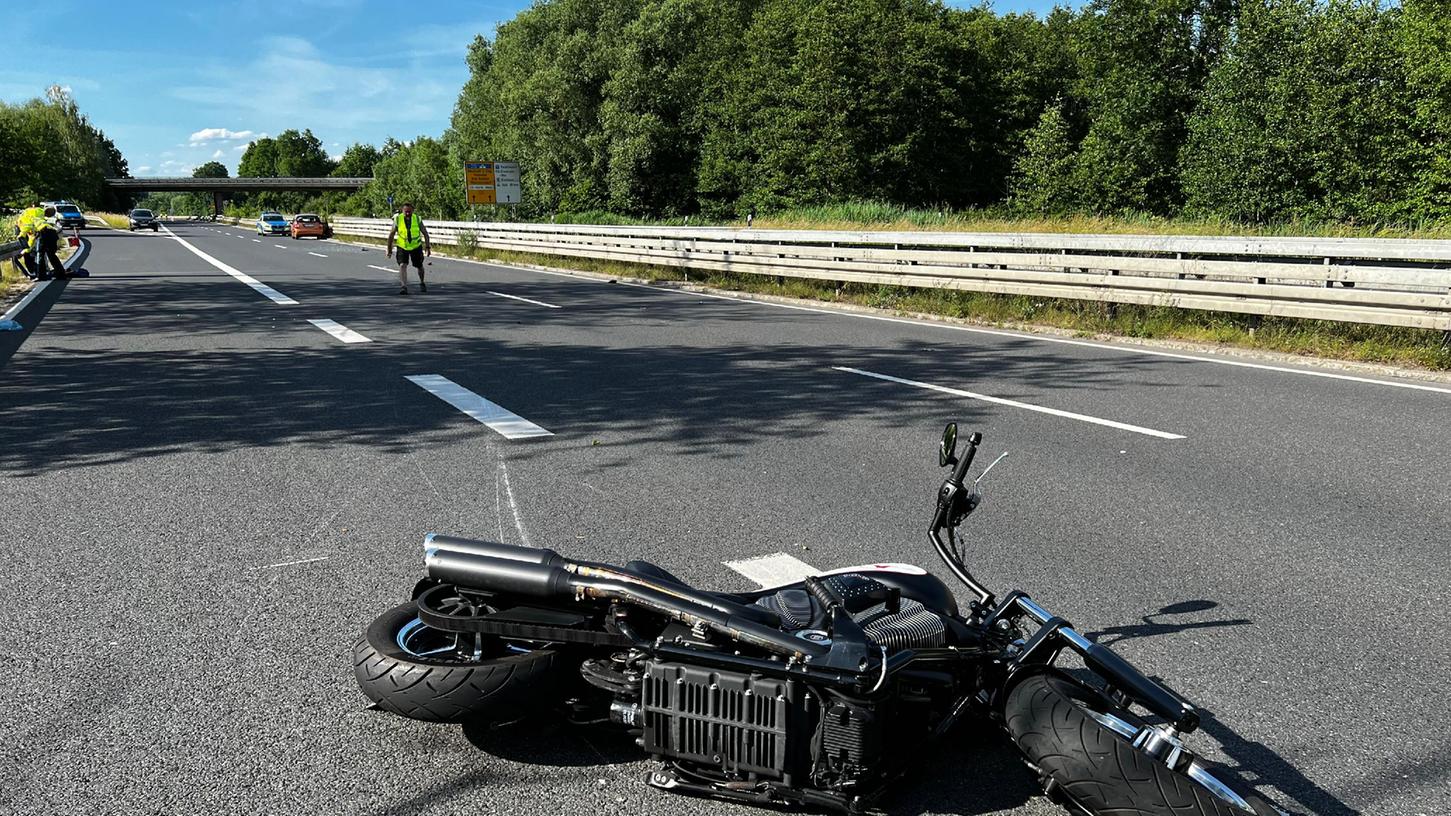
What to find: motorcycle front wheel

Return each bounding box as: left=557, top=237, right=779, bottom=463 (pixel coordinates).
left=353, top=602, right=558, bottom=724
left=1005, top=672, right=1282, bottom=816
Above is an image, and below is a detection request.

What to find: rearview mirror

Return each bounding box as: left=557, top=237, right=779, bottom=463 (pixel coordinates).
left=939, top=423, right=958, bottom=467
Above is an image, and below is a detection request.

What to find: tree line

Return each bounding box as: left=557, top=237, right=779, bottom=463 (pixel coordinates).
left=0, top=86, right=129, bottom=211
left=156, top=0, right=1451, bottom=227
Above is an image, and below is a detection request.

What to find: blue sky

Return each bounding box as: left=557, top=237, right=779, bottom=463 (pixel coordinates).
left=5, top=0, right=1075, bottom=178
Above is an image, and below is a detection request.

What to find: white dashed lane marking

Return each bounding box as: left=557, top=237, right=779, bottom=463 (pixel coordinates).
left=307, top=319, right=371, bottom=344
left=724, top=553, right=818, bottom=588
left=405, top=375, right=552, bottom=440
left=834, top=366, right=1185, bottom=440
left=489, top=291, right=560, bottom=309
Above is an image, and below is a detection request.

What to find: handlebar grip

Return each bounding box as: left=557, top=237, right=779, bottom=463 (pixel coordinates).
left=1084, top=643, right=1200, bottom=733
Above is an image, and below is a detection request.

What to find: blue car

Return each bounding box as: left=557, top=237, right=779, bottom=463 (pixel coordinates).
left=256, top=212, right=289, bottom=235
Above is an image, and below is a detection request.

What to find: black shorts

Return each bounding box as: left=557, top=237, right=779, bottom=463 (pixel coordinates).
left=394, top=247, right=424, bottom=268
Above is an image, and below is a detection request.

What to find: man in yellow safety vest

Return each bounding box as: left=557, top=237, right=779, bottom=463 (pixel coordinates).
left=12, top=203, right=48, bottom=279
left=385, top=202, right=431, bottom=295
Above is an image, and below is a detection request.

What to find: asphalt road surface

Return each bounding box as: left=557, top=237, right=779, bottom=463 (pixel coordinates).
left=2, top=223, right=1447, bottom=816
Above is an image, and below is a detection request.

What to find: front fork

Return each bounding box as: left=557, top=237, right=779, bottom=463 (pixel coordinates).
left=984, top=590, right=1202, bottom=734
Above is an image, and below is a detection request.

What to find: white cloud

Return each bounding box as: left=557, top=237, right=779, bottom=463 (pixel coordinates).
left=170, top=37, right=456, bottom=130
left=135, top=166, right=152, bottom=174
left=188, top=127, right=258, bottom=146
left=211, top=149, right=224, bottom=159
left=329, top=154, right=342, bottom=162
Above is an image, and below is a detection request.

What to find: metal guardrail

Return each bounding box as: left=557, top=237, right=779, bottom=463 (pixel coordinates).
left=1, top=239, right=24, bottom=263
left=330, top=217, right=1451, bottom=330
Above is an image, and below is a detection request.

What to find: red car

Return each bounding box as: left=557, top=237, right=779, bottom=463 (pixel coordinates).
left=290, top=213, right=332, bottom=240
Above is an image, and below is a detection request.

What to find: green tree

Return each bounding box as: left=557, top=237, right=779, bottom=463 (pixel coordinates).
left=193, top=161, right=229, bottom=178
left=1068, top=0, right=1236, bottom=214
left=1009, top=101, right=1079, bottom=213
left=1181, top=0, right=1418, bottom=222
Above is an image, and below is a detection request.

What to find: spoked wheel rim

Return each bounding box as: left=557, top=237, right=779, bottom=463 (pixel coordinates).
left=395, top=586, right=550, bottom=663
left=1075, top=697, right=1281, bottom=816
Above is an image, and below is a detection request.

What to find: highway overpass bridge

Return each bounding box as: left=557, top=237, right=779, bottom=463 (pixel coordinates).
left=105, top=177, right=372, bottom=213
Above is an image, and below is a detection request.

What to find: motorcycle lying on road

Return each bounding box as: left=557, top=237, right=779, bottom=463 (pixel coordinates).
left=355, top=426, right=1283, bottom=815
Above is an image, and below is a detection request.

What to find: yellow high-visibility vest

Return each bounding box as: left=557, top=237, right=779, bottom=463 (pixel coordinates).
left=394, top=213, right=423, bottom=250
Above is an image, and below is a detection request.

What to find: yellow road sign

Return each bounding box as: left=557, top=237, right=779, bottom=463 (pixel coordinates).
left=465, top=161, right=496, bottom=205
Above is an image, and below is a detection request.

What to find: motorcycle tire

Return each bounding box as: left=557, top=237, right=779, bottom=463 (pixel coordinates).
left=1005, top=672, right=1282, bottom=816
left=353, top=602, right=558, bottom=724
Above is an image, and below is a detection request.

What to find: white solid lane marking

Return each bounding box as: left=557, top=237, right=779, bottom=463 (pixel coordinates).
left=307, top=318, right=372, bottom=344
left=257, top=556, right=330, bottom=570
left=308, top=252, right=328, bottom=258
left=835, top=366, right=1186, bottom=440
left=160, top=226, right=298, bottom=305
left=1, top=280, right=52, bottom=323
left=489, top=290, right=561, bottom=309
left=405, top=374, right=552, bottom=439
left=725, top=552, right=819, bottom=588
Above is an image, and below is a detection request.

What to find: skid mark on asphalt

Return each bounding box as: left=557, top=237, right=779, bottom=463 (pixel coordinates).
left=498, top=457, right=534, bottom=547
left=405, top=374, right=552, bottom=439
left=307, top=318, right=371, bottom=344
left=160, top=225, right=298, bottom=305
left=725, top=552, right=819, bottom=587
left=835, top=366, right=1186, bottom=440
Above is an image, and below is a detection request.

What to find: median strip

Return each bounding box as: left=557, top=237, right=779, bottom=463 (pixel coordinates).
left=160, top=226, right=297, bottom=305
left=834, top=366, right=1186, bottom=440
left=405, top=374, right=552, bottom=439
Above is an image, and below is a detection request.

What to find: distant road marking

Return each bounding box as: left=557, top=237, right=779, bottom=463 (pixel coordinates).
left=367, top=265, right=395, bottom=273
left=835, top=366, right=1186, bottom=440
left=725, top=553, right=818, bottom=588
left=307, top=319, right=371, bottom=344
left=257, top=556, right=329, bottom=570
left=308, top=251, right=328, bottom=258
left=251, top=238, right=261, bottom=243
left=160, top=226, right=297, bottom=305
left=489, top=290, right=560, bottom=309
left=274, top=244, right=288, bottom=249
left=405, top=374, right=552, bottom=439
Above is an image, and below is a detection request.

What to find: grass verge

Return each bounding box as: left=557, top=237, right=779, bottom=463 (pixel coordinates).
left=333, top=233, right=1451, bottom=372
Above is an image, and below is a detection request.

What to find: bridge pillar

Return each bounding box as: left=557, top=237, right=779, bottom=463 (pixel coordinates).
left=213, top=191, right=226, bottom=217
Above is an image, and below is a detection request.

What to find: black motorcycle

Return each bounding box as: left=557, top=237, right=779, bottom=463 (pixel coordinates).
left=355, top=426, right=1283, bottom=816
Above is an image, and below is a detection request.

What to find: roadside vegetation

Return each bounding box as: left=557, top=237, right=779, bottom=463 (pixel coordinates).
left=0, top=86, right=130, bottom=212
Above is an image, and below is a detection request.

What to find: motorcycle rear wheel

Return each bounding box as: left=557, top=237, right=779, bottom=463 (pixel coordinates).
left=1005, top=672, right=1282, bottom=816
left=353, top=602, right=558, bottom=724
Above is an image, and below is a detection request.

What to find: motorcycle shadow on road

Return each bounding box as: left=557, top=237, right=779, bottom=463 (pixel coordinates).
left=458, top=713, right=1041, bottom=815
left=1083, top=600, right=1355, bottom=816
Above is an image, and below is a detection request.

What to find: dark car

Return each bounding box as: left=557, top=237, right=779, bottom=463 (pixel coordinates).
left=51, top=202, right=87, bottom=230
left=128, top=208, right=159, bottom=231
